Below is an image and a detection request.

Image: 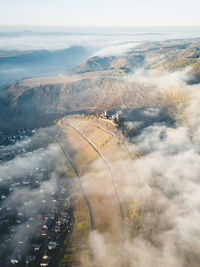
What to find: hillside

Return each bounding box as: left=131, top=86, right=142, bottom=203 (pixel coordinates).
left=55, top=115, right=133, bottom=267
left=0, top=39, right=199, bottom=130
left=2, top=36, right=200, bottom=267
left=52, top=106, right=184, bottom=266
left=0, top=46, right=90, bottom=83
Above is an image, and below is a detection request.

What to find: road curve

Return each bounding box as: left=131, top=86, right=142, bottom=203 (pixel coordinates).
left=53, top=135, right=96, bottom=231
left=63, top=123, right=126, bottom=243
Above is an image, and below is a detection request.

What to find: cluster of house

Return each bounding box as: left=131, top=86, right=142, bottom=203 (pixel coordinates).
left=0, top=129, right=74, bottom=267
left=0, top=129, right=36, bottom=162
left=0, top=172, right=72, bottom=267
left=30, top=208, right=72, bottom=267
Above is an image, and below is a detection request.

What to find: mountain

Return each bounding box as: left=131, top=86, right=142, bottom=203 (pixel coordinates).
left=67, top=54, right=144, bottom=74
left=2, top=37, right=200, bottom=267
left=0, top=46, right=90, bottom=83
left=1, top=39, right=200, bottom=130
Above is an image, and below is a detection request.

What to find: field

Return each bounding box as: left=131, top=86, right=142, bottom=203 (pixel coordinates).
left=56, top=116, right=131, bottom=266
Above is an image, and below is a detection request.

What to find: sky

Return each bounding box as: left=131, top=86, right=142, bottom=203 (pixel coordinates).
left=0, top=0, right=200, bottom=27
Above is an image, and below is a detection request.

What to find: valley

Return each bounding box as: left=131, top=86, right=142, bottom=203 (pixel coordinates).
left=1, top=37, right=200, bottom=267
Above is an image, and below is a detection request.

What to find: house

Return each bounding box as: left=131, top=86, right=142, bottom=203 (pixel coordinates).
left=33, top=244, right=41, bottom=251
left=40, top=229, right=48, bottom=237
left=61, top=211, right=68, bottom=218
left=25, top=255, right=36, bottom=264
left=54, top=225, right=61, bottom=233
left=10, top=250, right=22, bottom=265
left=41, top=218, right=52, bottom=230
left=40, top=259, right=49, bottom=267
left=40, top=255, right=50, bottom=266
left=48, top=241, right=58, bottom=250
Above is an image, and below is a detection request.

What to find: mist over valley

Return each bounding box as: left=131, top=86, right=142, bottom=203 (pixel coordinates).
left=1, top=26, right=200, bottom=267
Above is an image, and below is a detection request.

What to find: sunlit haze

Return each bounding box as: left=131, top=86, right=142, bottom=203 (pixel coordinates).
left=2, top=1, right=200, bottom=267
left=0, top=0, right=200, bottom=27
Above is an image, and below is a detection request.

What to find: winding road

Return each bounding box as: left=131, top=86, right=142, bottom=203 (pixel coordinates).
left=53, top=135, right=96, bottom=231
left=62, top=123, right=126, bottom=258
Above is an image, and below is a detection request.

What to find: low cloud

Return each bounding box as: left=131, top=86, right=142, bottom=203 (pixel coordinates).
left=86, top=115, right=200, bottom=266
left=69, top=69, right=200, bottom=267
left=126, top=68, right=191, bottom=91
left=93, top=42, right=140, bottom=57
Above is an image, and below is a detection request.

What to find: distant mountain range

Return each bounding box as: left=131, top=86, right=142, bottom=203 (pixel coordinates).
left=0, top=46, right=90, bottom=83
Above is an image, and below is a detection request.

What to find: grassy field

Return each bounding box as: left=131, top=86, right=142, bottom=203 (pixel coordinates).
left=57, top=116, right=129, bottom=267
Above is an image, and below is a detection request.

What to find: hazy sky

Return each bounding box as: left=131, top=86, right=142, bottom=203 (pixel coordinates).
left=0, top=0, right=200, bottom=27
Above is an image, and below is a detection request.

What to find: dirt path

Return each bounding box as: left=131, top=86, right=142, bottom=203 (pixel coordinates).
left=94, top=125, right=133, bottom=160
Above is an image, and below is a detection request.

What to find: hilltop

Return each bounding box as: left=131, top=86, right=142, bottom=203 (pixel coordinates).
left=0, top=39, right=199, bottom=130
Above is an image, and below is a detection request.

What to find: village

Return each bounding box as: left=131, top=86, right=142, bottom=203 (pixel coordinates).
left=0, top=130, right=73, bottom=267
left=0, top=173, right=73, bottom=267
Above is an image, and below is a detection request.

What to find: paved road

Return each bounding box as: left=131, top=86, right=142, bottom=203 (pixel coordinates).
left=63, top=123, right=126, bottom=254
left=53, top=135, right=96, bottom=231
left=53, top=135, right=96, bottom=267
left=57, top=123, right=127, bottom=266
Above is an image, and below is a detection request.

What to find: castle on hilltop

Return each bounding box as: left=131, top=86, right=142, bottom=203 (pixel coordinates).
left=101, top=110, right=119, bottom=124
